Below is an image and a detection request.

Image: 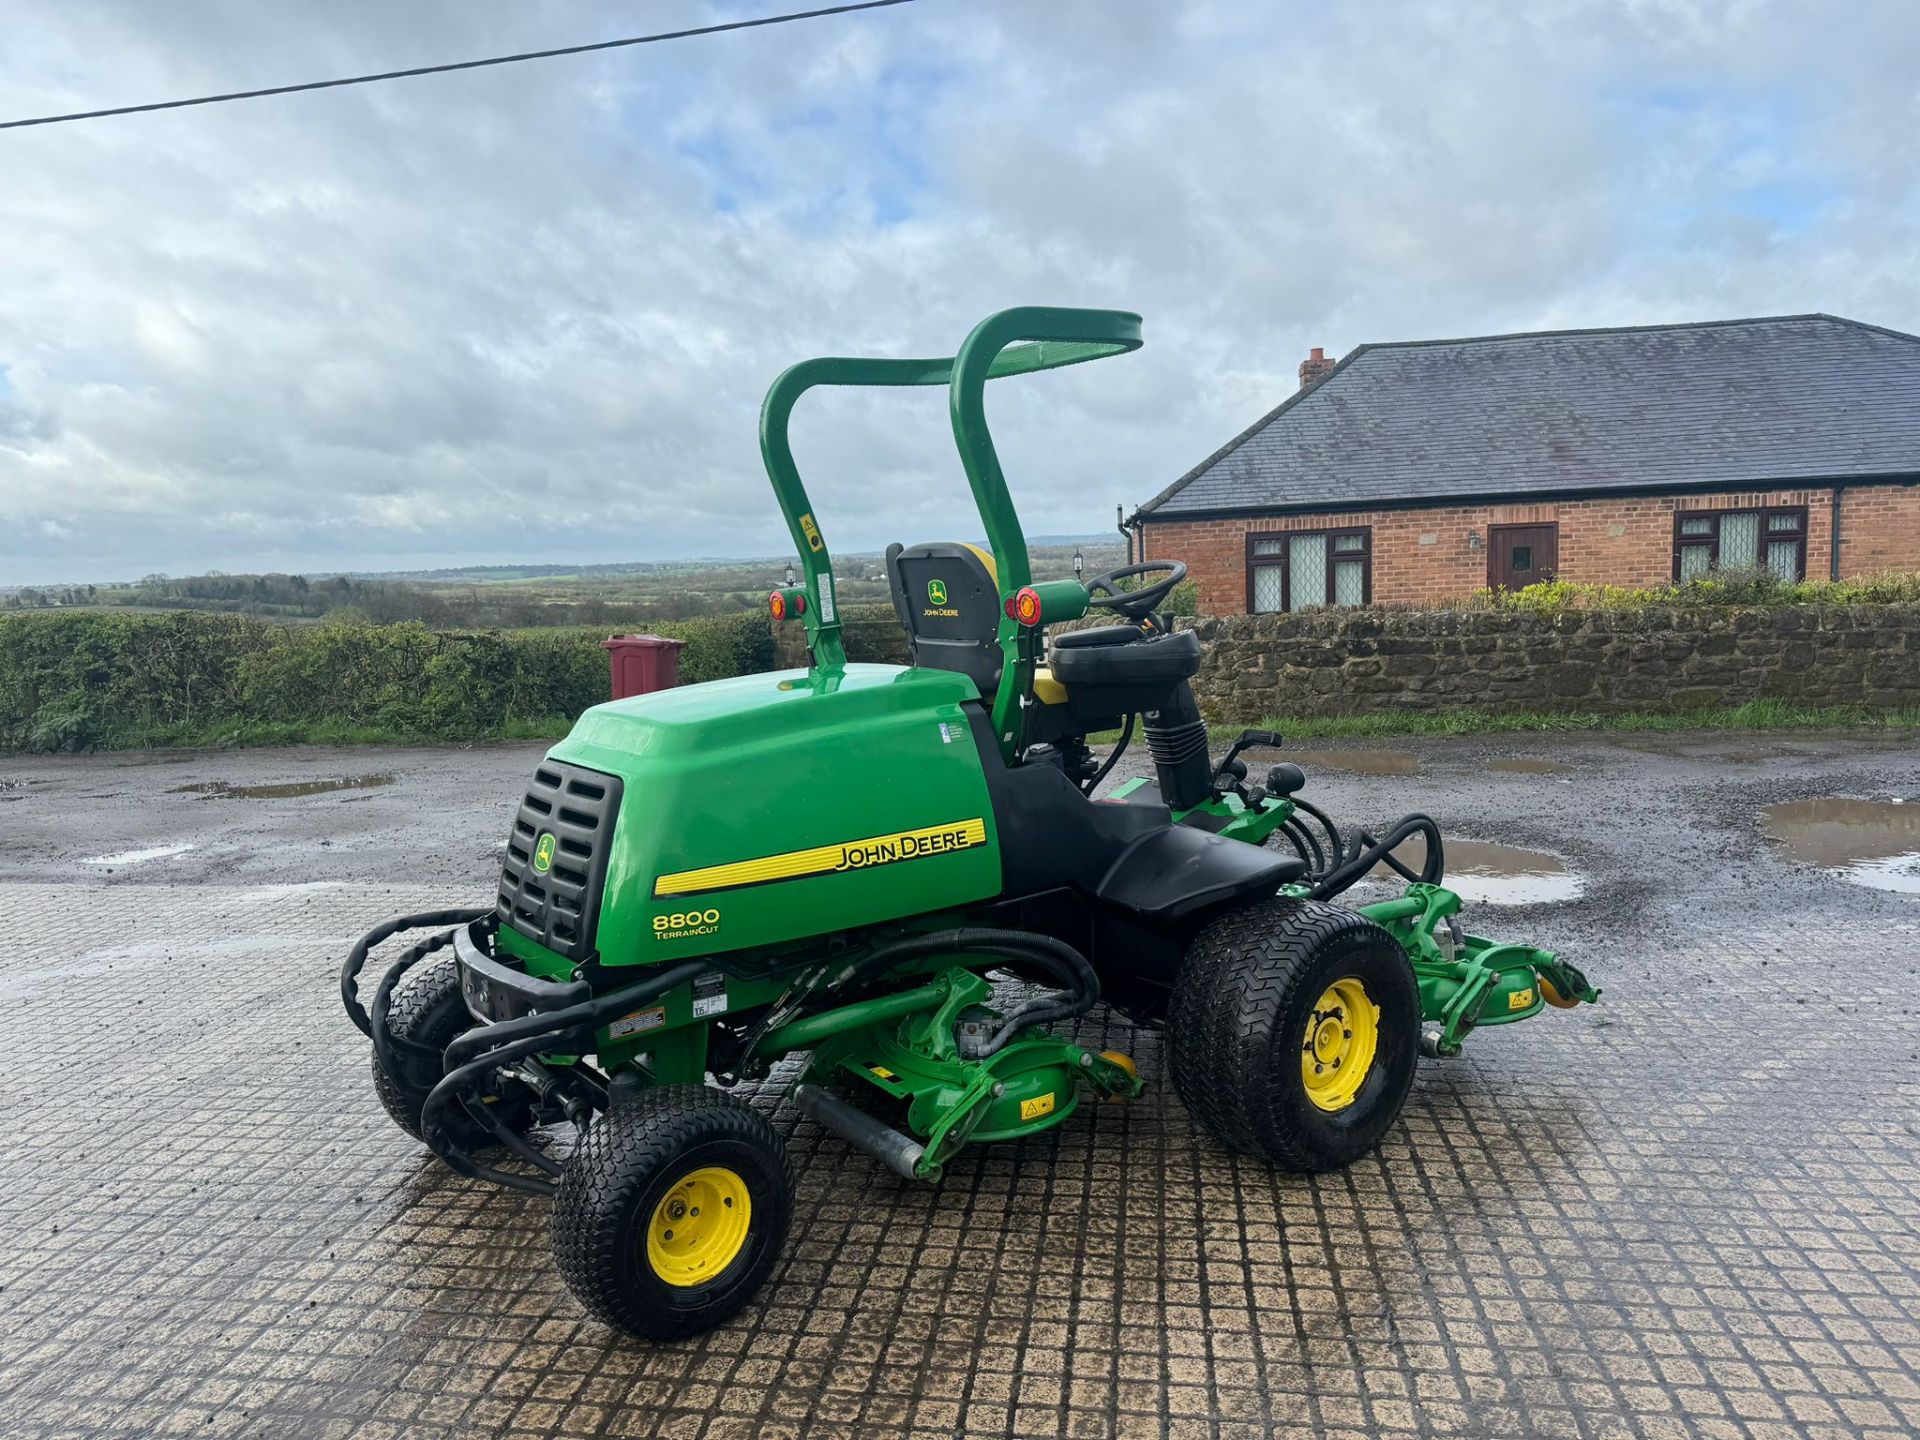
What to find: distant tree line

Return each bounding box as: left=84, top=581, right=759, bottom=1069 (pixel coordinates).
left=4, top=584, right=99, bottom=609
left=5, top=540, right=1126, bottom=630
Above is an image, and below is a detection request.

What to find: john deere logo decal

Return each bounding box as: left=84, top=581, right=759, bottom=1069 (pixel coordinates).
left=927, top=578, right=948, bottom=606
left=652, top=817, right=988, bottom=897
left=532, top=832, right=556, bottom=874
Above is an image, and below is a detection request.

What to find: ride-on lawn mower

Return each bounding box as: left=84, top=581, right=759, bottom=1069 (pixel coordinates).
left=342, top=307, right=1598, bottom=1341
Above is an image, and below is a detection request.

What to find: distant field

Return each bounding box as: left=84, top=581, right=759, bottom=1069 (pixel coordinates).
left=6, top=538, right=1127, bottom=630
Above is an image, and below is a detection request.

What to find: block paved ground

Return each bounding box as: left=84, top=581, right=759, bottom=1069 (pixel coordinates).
left=1, top=732, right=1916, bottom=1439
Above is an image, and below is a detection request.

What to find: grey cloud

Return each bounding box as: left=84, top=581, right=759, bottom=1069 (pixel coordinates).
left=1, top=0, right=1916, bottom=584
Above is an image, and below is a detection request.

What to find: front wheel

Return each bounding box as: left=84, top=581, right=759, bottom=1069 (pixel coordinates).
left=1168, top=898, right=1420, bottom=1171
left=551, top=1086, right=792, bottom=1341
left=371, top=953, right=531, bottom=1148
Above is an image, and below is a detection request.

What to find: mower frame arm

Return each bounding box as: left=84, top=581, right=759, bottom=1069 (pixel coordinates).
left=759, top=306, right=1143, bottom=760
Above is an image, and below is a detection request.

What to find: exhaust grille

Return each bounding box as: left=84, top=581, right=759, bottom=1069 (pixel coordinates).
left=496, top=759, right=623, bottom=964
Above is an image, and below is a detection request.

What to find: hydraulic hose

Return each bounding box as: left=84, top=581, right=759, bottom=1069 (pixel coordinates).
left=441, top=956, right=711, bottom=1071
left=978, top=940, right=1100, bottom=1054
left=1291, top=798, right=1345, bottom=874
left=420, top=1031, right=570, bottom=1197
left=1309, top=813, right=1445, bottom=900
left=340, top=908, right=488, bottom=1035
left=1280, top=816, right=1325, bottom=875
left=1081, top=712, right=1135, bottom=795
left=769, top=927, right=1101, bottom=1062
left=369, top=925, right=464, bottom=1078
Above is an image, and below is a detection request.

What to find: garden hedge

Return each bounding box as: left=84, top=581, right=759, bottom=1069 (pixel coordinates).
left=0, top=610, right=774, bottom=751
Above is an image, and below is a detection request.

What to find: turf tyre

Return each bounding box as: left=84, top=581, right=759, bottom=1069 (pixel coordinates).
left=371, top=952, right=528, bottom=1146
left=1168, top=897, right=1419, bottom=1172
left=552, top=1086, right=791, bottom=1341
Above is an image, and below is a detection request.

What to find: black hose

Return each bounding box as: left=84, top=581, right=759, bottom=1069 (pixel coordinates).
left=440, top=957, right=710, bottom=1071
left=419, top=957, right=711, bottom=1195
left=1309, top=813, right=1444, bottom=900
left=340, top=908, right=488, bottom=1035
left=1291, top=798, right=1345, bottom=874
left=369, top=926, right=462, bottom=1078
left=979, top=941, right=1100, bottom=1053
left=1281, top=816, right=1325, bottom=875
left=421, top=1032, right=569, bottom=1197
left=1081, top=712, right=1135, bottom=795
left=786, top=927, right=1100, bottom=1059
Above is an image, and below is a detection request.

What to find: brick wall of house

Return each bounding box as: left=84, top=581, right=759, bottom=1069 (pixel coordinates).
left=1142, top=482, right=1920, bottom=614
left=1838, top=482, right=1920, bottom=574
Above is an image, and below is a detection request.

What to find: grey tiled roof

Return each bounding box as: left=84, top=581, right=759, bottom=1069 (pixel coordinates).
left=1140, top=315, right=1920, bottom=517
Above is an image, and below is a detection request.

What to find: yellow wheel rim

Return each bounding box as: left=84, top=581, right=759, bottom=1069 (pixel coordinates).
left=1098, top=1049, right=1137, bottom=1102
left=645, top=1166, right=752, bottom=1287
left=1300, top=977, right=1380, bottom=1113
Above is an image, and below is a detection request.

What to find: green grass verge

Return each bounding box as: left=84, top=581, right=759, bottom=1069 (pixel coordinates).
left=76, top=714, right=580, bottom=751
left=18, top=699, right=1920, bottom=756
left=1243, top=699, right=1920, bottom=740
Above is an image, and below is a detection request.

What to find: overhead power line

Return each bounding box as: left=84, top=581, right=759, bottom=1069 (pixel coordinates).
left=0, top=0, right=923, bottom=132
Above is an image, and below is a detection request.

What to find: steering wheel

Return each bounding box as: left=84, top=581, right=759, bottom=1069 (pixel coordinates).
left=1084, top=560, right=1188, bottom=619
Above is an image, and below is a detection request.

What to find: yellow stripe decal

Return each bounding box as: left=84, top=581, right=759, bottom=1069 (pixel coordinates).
left=654, top=817, right=988, bottom=898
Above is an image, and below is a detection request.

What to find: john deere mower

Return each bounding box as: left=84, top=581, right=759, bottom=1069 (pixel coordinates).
left=341, top=306, right=1597, bottom=1341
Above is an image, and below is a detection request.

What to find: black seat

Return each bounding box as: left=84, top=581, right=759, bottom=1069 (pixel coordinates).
left=1051, top=624, right=1143, bottom=650
left=885, top=541, right=1003, bottom=695
left=1047, top=627, right=1201, bottom=720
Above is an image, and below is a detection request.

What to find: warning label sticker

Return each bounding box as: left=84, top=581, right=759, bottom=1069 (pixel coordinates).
left=609, top=1005, right=666, bottom=1040
left=691, top=971, right=728, bottom=1018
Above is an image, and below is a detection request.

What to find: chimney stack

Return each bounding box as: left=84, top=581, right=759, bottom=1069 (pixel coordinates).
left=1299, top=346, right=1336, bottom=389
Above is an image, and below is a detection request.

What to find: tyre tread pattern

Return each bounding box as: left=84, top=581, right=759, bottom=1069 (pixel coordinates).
left=551, top=1086, right=791, bottom=1341
left=370, top=953, right=468, bottom=1139
left=1168, top=897, right=1418, bottom=1172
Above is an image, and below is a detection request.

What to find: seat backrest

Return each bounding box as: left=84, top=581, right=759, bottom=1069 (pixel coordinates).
left=885, top=541, right=1002, bottom=696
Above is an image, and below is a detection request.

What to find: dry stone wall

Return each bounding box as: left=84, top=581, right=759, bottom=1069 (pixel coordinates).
left=775, top=602, right=1920, bottom=721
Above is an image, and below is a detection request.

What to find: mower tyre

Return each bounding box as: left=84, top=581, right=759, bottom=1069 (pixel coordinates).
left=552, top=1086, right=792, bottom=1341
left=1169, top=897, right=1419, bottom=1172
left=371, top=952, right=530, bottom=1148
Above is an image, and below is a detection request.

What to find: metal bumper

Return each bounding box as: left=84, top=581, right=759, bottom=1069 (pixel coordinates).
left=453, top=921, right=590, bottom=1025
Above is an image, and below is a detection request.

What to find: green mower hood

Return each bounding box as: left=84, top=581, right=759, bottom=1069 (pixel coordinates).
left=499, top=664, right=1003, bottom=971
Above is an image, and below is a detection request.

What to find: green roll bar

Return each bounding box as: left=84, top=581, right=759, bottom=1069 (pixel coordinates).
left=758, top=305, right=1143, bottom=759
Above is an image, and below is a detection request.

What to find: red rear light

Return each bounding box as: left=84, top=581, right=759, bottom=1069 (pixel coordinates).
left=1013, top=587, right=1043, bottom=626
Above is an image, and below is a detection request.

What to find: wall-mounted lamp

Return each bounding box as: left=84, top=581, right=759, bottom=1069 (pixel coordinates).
left=1466, top=532, right=1483, bottom=552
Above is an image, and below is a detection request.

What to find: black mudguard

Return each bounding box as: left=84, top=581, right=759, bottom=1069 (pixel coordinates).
left=1095, top=825, right=1303, bottom=921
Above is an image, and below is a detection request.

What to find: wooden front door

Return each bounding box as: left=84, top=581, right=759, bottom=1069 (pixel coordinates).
left=1488, top=523, right=1558, bottom=590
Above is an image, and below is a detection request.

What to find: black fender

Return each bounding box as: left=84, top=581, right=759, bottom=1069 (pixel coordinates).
left=1095, top=825, right=1303, bottom=922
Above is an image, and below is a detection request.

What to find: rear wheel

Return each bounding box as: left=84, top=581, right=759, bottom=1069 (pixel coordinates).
left=1169, top=898, right=1419, bottom=1171
left=551, top=1086, right=792, bottom=1341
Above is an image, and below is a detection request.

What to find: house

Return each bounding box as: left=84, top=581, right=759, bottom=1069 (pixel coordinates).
left=1131, top=315, right=1920, bottom=613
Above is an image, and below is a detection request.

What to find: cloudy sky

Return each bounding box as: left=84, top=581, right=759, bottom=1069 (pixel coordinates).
left=2, top=0, right=1917, bottom=585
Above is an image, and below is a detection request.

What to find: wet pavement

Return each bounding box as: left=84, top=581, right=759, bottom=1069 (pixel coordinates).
left=2, top=730, right=1919, bottom=1438
left=1762, top=797, right=1920, bottom=896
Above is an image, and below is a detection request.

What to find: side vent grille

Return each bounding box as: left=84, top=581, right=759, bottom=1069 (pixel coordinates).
left=496, top=760, right=623, bottom=963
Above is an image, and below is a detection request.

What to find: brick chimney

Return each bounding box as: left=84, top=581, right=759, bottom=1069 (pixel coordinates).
left=1299, top=346, right=1336, bottom=389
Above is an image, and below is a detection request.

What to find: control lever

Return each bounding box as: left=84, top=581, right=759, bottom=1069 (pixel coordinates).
left=1213, top=728, right=1283, bottom=790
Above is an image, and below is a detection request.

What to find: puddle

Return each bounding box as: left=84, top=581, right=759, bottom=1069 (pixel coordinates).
left=172, top=774, right=394, bottom=800
left=1485, top=757, right=1574, bottom=776
left=1370, top=837, right=1584, bottom=905
left=1291, top=748, right=1421, bottom=776
left=82, top=843, right=197, bottom=866
left=1762, top=798, right=1920, bottom=895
